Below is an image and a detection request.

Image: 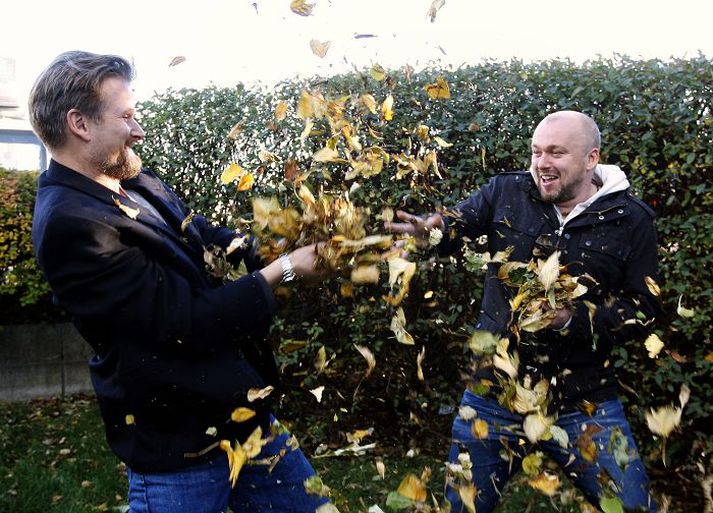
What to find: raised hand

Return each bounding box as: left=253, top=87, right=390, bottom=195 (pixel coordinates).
left=384, top=210, right=444, bottom=240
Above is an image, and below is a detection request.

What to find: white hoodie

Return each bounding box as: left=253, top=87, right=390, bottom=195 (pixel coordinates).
left=545, top=164, right=630, bottom=226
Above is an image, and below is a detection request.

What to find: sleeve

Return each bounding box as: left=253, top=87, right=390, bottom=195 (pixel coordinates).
left=36, top=213, right=276, bottom=355
left=437, top=176, right=497, bottom=255
left=563, top=211, right=661, bottom=349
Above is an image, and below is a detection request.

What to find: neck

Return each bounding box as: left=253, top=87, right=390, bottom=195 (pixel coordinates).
left=556, top=180, right=601, bottom=216
left=53, top=152, right=121, bottom=194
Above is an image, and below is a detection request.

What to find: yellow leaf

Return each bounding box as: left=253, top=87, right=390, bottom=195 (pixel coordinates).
left=424, top=76, right=450, bottom=99
left=315, top=345, right=327, bottom=374
left=645, top=405, right=682, bottom=437
left=528, top=472, right=560, bottom=496
left=458, top=483, right=476, bottom=513
left=677, top=295, right=695, bottom=318
left=312, top=147, right=340, bottom=162
left=220, top=162, right=246, bottom=184
left=644, top=276, right=660, bottom=296
left=360, top=93, right=377, bottom=114
left=370, top=63, right=386, bottom=82
left=644, top=333, right=664, bottom=358
left=299, top=118, right=314, bottom=142
left=433, top=136, right=453, bottom=148
left=384, top=256, right=416, bottom=306
left=125, top=414, right=135, bottom=425
left=472, top=419, right=489, bottom=439
left=180, top=212, right=195, bottom=232
left=290, top=0, right=315, bottom=16
left=354, top=344, right=376, bottom=377
left=231, top=407, right=256, bottom=423
left=340, top=281, right=354, bottom=297
left=381, top=94, right=394, bottom=121
left=538, top=251, right=560, bottom=291
left=390, top=307, right=415, bottom=345
left=468, top=330, right=500, bottom=355
left=397, top=473, right=427, bottom=501
left=522, top=451, right=544, bottom=475
left=309, top=39, right=331, bottom=58
left=523, top=412, right=553, bottom=443
left=375, top=459, right=386, bottom=479
left=351, top=265, right=380, bottom=284
left=705, top=352, right=713, bottom=363
left=113, top=198, right=140, bottom=220
left=416, top=346, right=426, bottom=381
left=247, top=385, right=274, bottom=402
left=237, top=173, right=254, bottom=192
left=297, top=90, right=315, bottom=119
left=274, top=100, right=289, bottom=121
left=205, top=426, right=217, bottom=436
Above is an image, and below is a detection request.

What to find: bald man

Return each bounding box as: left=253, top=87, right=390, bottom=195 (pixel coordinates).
left=387, top=111, right=659, bottom=512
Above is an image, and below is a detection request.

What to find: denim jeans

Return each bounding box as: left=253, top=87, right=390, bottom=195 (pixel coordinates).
left=127, top=421, right=331, bottom=513
left=445, top=390, right=656, bottom=512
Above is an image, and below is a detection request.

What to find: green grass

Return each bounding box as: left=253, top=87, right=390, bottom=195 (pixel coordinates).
left=0, top=396, right=670, bottom=513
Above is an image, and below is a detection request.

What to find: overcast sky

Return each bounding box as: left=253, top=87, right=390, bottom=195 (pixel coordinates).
left=2, top=0, right=712, bottom=104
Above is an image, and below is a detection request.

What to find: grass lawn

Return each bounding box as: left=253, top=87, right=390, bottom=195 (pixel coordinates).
left=0, top=395, right=663, bottom=513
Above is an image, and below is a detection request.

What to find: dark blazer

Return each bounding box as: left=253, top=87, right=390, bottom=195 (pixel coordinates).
left=32, top=160, right=278, bottom=472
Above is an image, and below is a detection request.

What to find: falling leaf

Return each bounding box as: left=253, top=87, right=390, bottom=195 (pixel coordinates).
left=360, top=93, right=378, bottom=114
left=548, top=424, right=569, bottom=449
left=458, top=483, right=476, bottom=513
left=227, top=121, right=243, bottom=139
left=375, top=458, right=386, bottom=479
left=370, top=63, right=386, bottom=82
left=206, top=426, right=217, bottom=437
left=416, top=346, right=426, bottom=381
left=522, top=451, right=544, bottom=476
left=528, top=472, right=560, bottom=496
left=644, top=276, right=660, bottom=296
left=468, top=330, right=500, bottom=355
left=310, top=386, right=325, bottom=402
left=579, top=399, right=598, bottom=417
left=646, top=406, right=682, bottom=437
left=458, top=405, right=477, bottom=421
left=644, top=333, right=664, bottom=358
left=315, top=346, right=327, bottom=374
left=125, top=414, right=135, bottom=425
left=247, top=385, right=275, bottom=402
left=168, top=56, right=186, bottom=67
left=290, top=0, right=315, bottom=16
left=316, top=504, right=340, bottom=513
left=396, top=473, right=427, bottom=501
left=433, top=136, right=453, bottom=148
left=523, top=412, right=552, bottom=443
left=113, top=198, right=139, bottom=220
left=381, top=94, right=394, bottom=121
left=313, top=147, right=340, bottom=162
left=274, top=100, right=289, bottom=121
left=538, top=251, right=560, bottom=291
left=677, top=295, right=695, bottom=318
left=231, top=407, right=256, bottom=423
left=351, top=265, right=380, bottom=284
left=221, top=162, right=246, bottom=184
left=426, top=0, right=446, bottom=22
left=180, top=212, right=195, bottom=232
left=237, top=173, right=254, bottom=192
left=428, top=227, right=443, bottom=246
left=284, top=159, right=299, bottom=182
left=384, top=256, right=417, bottom=306
left=424, top=76, right=450, bottom=100
left=390, top=307, right=415, bottom=345
left=354, top=344, right=376, bottom=377
left=472, top=419, right=489, bottom=439
left=303, top=475, right=331, bottom=496
left=310, top=39, right=331, bottom=58
left=600, top=495, right=624, bottom=513
left=679, top=383, right=690, bottom=409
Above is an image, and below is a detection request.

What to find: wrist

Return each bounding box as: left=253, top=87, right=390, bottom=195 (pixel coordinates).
left=278, top=254, right=297, bottom=284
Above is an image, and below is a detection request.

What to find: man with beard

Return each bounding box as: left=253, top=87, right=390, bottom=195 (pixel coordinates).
left=30, top=51, right=335, bottom=513
left=386, top=111, right=659, bottom=512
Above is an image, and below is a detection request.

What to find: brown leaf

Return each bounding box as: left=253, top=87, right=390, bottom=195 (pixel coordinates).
left=310, top=39, right=331, bottom=58
left=397, top=473, right=427, bottom=501
left=247, top=385, right=274, bottom=402
left=168, top=56, right=186, bottom=67
left=113, top=198, right=139, bottom=220
left=354, top=344, right=376, bottom=377
left=274, top=100, right=289, bottom=121
left=290, top=0, right=315, bottom=16
left=284, top=159, right=299, bottom=182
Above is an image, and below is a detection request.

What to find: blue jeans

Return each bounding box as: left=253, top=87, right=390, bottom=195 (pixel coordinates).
left=127, top=421, right=331, bottom=513
left=446, top=390, right=656, bottom=512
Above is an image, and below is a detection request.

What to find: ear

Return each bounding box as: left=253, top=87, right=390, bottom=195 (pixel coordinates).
left=586, top=147, right=600, bottom=171
left=66, top=109, right=92, bottom=143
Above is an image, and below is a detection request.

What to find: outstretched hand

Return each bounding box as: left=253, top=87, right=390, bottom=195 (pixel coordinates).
left=384, top=210, right=444, bottom=240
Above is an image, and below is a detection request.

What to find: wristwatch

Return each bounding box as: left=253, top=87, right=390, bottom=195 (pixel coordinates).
left=278, top=254, right=297, bottom=283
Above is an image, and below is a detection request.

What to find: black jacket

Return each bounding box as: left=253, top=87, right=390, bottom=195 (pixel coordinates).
left=441, top=170, right=660, bottom=410
left=32, top=160, right=278, bottom=472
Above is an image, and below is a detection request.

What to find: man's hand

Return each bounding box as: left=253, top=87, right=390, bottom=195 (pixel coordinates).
left=384, top=210, right=444, bottom=240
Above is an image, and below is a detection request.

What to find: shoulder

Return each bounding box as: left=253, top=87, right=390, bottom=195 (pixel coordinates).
left=623, top=190, right=656, bottom=220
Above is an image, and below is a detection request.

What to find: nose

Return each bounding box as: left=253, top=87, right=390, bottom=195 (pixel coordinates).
left=130, top=118, right=145, bottom=142
left=535, top=153, right=550, bottom=170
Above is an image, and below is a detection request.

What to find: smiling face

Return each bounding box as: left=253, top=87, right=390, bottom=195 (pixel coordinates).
left=87, top=76, right=145, bottom=180
left=530, top=112, right=600, bottom=208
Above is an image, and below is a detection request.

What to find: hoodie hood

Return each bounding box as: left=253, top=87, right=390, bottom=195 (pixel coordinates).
left=551, top=164, right=630, bottom=226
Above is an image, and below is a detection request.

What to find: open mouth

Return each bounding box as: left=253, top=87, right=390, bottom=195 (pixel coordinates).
left=540, top=174, right=559, bottom=184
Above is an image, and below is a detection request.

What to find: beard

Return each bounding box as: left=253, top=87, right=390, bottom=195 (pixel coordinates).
left=539, top=179, right=579, bottom=204
left=97, top=148, right=143, bottom=181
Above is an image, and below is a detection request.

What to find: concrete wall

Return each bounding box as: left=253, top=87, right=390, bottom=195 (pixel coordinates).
left=0, top=323, right=94, bottom=401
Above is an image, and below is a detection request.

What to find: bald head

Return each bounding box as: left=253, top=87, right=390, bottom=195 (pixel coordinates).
left=536, top=111, right=601, bottom=153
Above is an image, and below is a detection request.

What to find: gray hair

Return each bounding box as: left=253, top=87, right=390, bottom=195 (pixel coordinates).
left=28, top=51, right=135, bottom=150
